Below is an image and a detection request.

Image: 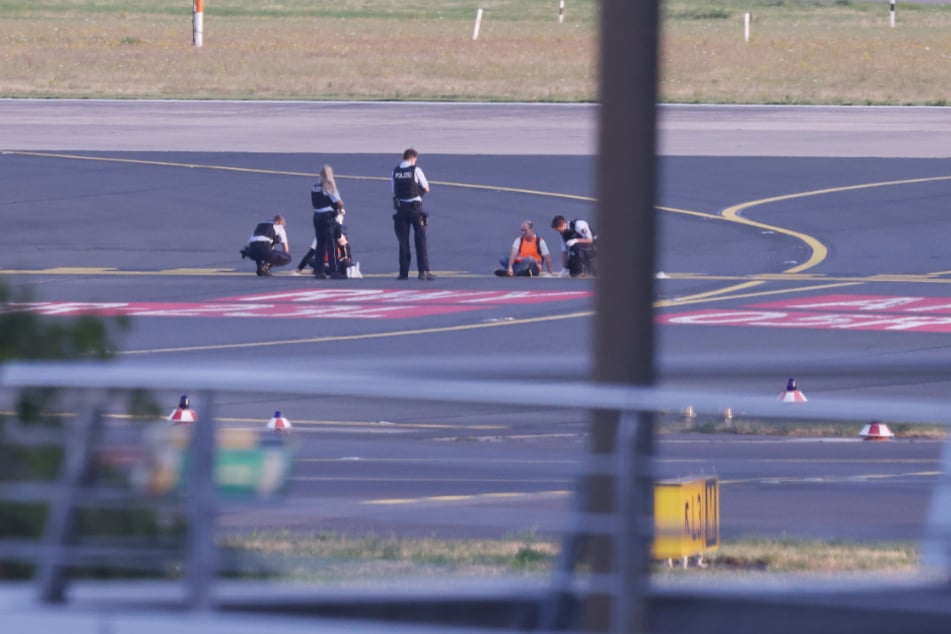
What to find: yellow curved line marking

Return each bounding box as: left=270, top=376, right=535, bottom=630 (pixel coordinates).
left=719, top=175, right=951, bottom=273
left=120, top=310, right=593, bottom=355
left=661, top=175, right=951, bottom=304
left=656, top=204, right=812, bottom=302
left=7, top=151, right=598, bottom=354
left=19, top=151, right=951, bottom=339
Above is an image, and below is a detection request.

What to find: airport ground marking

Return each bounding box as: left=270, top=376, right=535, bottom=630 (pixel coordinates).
left=16, top=151, right=951, bottom=337
left=8, top=150, right=594, bottom=201
left=362, top=489, right=571, bottom=506
left=119, top=310, right=594, bottom=355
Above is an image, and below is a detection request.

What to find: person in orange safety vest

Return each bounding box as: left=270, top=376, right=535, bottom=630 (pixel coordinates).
left=495, top=220, right=553, bottom=277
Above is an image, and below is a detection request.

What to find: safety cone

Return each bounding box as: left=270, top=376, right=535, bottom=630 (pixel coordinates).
left=859, top=421, right=894, bottom=441
left=167, top=394, right=198, bottom=424
left=266, top=410, right=292, bottom=433
left=778, top=377, right=807, bottom=403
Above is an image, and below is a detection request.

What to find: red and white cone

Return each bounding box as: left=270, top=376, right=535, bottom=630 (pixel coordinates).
left=778, top=377, right=807, bottom=403
left=168, top=394, right=198, bottom=424
left=859, top=421, right=894, bottom=441
left=267, top=410, right=292, bottom=433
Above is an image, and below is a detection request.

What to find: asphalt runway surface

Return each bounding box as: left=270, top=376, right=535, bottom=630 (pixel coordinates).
left=4, top=101, right=951, bottom=542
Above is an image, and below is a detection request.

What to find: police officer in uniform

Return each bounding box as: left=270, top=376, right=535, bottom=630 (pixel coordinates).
left=241, top=214, right=291, bottom=277
left=551, top=214, right=597, bottom=277
left=392, top=148, right=435, bottom=280
left=311, top=164, right=347, bottom=280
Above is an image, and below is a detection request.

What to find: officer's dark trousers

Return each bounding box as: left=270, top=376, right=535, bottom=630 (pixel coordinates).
left=394, top=201, right=430, bottom=277
left=567, top=245, right=597, bottom=277
left=247, top=242, right=291, bottom=268
left=313, top=211, right=338, bottom=275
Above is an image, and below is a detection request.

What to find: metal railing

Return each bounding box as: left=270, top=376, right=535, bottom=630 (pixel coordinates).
left=2, top=359, right=951, bottom=633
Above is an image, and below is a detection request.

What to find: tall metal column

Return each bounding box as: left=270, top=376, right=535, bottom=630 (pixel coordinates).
left=587, top=0, right=659, bottom=632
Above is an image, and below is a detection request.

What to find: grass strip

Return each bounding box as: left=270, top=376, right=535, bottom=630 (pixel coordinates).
left=2, top=0, right=951, bottom=103
left=222, top=531, right=921, bottom=581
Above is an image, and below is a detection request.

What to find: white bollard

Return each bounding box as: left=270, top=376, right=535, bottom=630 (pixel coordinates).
left=559, top=0, right=565, bottom=24
left=744, top=12, right=750, bottom=42
left=193, top=0, right=203, bottom=47
left=472, top=8, right=483, bottom=40
left=890, top=0, right=896, bottom=28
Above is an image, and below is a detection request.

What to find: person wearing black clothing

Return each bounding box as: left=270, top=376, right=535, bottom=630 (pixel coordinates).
left=240, top=214, right=291, bottom=277
left=311, top=164, right=347, bottom=280
left=551, top=214, right=597, bottom=277
left=392, top=148, right=435, bottom=281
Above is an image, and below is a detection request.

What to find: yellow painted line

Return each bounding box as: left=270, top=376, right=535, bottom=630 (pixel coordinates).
left=230, top=418, right=505, bottom=431
left=362, top=490, right=571, bottom=506
left=720, top=471, right=941, bottom=485
left=659, top=280, right=765, bottom=303
left=660, top=272, right=951, bottom=285
left=364, top=498, right=416, bottom=506
left=655, top=281, right=862, bottom=308
left=290, top=478, right=570, bottom=484
left=658, top=175, right=951, bottom=304
left=0, top=268, right=474, bottom=278
left=0, top=410, right=505, bottom=431
left=0, top=268, right=243, bottom=277
left=740, top=459, right=940, bottom=465
left=120, top=310, right=593, bottom=355
left=7, top=151, right=595, bottom=201
left=296, top=457, right=576, bottom=464
left=15, top=151, right=951, bottom=334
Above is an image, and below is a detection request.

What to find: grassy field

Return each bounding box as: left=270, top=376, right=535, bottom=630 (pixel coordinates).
left=224, top=531, right=921, bottom=580
left=1, top=0, right=950, bottom=103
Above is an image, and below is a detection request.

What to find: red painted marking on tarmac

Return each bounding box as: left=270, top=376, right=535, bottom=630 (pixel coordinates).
left=215, top=289, right=591, bottom=305
left=661, top=293, right=951, bottom=333
left=11, top=301, right=474, bottom=319
left=9, top=289, right=591, bottom=320
left=750, top=294, right=951, bottom=315
left=658, top=307, right=951, bottom=333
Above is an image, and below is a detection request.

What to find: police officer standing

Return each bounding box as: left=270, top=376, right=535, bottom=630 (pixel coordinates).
left=392, top=148, right=435, bottom=280
left=311, top=164, right=346, bottom=280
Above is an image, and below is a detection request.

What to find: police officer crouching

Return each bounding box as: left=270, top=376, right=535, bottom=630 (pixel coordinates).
left=240, top=214, right=292, bottom=277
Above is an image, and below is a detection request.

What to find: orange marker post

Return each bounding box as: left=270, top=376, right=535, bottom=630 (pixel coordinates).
left=193, top=0, right=204, bottom=47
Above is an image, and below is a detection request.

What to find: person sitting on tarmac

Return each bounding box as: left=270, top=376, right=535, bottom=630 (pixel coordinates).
left=240, top=214, right=291, bottom=277
left=292, top=238, right=318, bottom=276
left=495, top=220, right=553, bottom=277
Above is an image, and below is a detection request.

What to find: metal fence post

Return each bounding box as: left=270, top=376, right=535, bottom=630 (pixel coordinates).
left=185, top=390, right=216, bottom=610
left=589, top=0, right=659, bottom=631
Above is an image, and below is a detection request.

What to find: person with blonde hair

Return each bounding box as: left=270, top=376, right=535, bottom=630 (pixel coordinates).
left=240, top=214, right=291, bottom=277
left=311, top=164, right=347, bottom=279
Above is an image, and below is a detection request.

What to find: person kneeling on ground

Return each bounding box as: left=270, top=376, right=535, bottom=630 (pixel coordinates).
left=495, top=220, right=553, bottom=277
left=551, top=214, right=597, bottom=277
left=240, top=214, right=292, bottom=277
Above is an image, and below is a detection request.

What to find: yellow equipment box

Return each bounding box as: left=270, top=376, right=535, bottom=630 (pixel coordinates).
left=653, top=476, right=720, bottom=560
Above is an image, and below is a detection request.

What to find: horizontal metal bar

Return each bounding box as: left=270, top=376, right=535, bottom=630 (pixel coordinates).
left=4, top=361, right=951, bottom=425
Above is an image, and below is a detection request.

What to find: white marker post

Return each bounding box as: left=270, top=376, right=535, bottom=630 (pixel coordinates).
left=193, top=0, right=204, bottom=47
left=744, top=12, right=750, bottom=42
left=890, top=0, right=896, bottom=28
left=559, top=0, right=565, bottom=24
left=472, top=8, right=483, bottom=40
